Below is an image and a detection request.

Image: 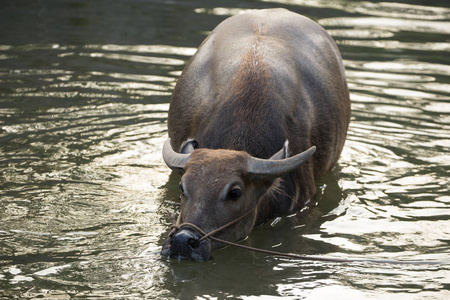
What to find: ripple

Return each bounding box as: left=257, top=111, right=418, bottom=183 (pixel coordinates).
left=79, top=52, right=185, bottom=66
left=346, top=69, right=435, bottom=82
left=83, top=44, right=197, bottom=56
left=328, top=29, right=395, bottom=39
left=320, top=17, right=450, bottom=35
left=353, top=2, right=450, bottom=20
left=362, top=61, right=450, bottom=76
left=194, top=7, right=253, bottom=16
left=339, top=40, right=450, bottom=52
left=34, top=264, right=71, bottom=276
left=382, top=88, right=438, bottom=100
left=261, top=0, right=348, bottom=11
left=90, top=71, right=175, bottom=83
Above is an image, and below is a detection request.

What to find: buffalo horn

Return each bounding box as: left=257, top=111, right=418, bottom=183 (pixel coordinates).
left=247, top=145, right=316, bottom=180
left=162, top=138, right=191, bottom=171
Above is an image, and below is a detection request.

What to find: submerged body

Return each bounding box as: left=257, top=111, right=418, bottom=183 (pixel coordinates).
left=162, top=8, right=350, bottom=260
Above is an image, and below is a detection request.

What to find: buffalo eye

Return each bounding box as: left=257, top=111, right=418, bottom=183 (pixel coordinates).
left=227, top=187, right=242, bottom=201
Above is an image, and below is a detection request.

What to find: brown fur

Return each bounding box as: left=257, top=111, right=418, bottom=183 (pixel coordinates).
left=163, top=9, right=350, bottom=260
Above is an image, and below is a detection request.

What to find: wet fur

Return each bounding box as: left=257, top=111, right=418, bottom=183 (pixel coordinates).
left=165, top=9, right=351, bottom=257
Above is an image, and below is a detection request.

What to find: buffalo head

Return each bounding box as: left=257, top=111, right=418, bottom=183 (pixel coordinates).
left=161, top=138, right=315, bottom=261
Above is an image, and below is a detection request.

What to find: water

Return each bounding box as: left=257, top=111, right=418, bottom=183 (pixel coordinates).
left=0, top=0, right=449, bottom=299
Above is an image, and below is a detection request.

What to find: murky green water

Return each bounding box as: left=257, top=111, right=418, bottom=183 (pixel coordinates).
left=1, top=0, right=449, bottom=299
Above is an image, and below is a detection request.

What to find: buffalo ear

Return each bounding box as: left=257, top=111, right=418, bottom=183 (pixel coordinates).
left=247, top=142, right=316, bottom=181
left=162, top=138, right=195, bottom=174
left=269, top=140, right=290, bottom=160
left=180, top=139, right=198, bottom=154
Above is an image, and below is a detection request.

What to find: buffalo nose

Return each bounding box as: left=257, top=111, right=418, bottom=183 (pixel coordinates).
left=170, top=229, right=200, bottom=258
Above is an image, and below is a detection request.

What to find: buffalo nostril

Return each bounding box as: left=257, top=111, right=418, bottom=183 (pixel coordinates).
left=188, top=238, right=199, bottom=249
left=165, top=229, right=211, bottom=261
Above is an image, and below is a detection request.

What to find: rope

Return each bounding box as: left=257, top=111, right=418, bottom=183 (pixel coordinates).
left=171, top=203, right=256, bottom=243
left=169, top=208, right=446, bottom=265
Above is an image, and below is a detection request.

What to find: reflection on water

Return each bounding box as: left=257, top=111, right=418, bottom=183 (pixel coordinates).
left=1, top=0, right=449, bottom=299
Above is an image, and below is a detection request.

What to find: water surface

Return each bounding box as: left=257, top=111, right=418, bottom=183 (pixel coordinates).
left=1, top=0, right=449, bottom=299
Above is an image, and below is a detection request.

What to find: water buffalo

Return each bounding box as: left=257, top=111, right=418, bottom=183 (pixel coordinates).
left=161, top=8, right=350, bottom=260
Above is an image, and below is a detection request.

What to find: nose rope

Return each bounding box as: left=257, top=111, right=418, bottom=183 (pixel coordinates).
left=169, top=203, right=257, bottom=243
left=167, top=204, right=446, bottom=265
